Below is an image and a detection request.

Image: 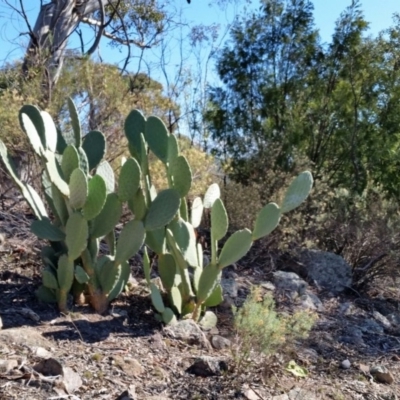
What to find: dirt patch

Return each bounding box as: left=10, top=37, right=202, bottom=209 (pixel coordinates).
left=1, top=206, right=400, bottom=399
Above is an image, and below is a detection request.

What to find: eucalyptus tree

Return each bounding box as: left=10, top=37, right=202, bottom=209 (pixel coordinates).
left=2, top=0, right=192, bottom=92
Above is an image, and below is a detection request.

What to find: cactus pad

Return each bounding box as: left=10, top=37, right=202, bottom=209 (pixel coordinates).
left=144, top=189, right=180, bottom=231
left=252, top=202, right=281, bottom=240
left=203, top=183, right=220, bottom=208
left=67, top=97, right=82, bottom=147
left=83, top=175, right=107, bottom=220
left=82, top=130, right=106, bottom=170
left=281, top=171, right=313, bottom=213
left=217, top=229, right=253, bottom=269
left=69, top=168, right=88, bottom=209
left=31, top=217, right=66, bottom=241
left=118, top=157, right=141, bottom=202
left=61, top=145, right=80, bottom=182
left=91, top=193, right=122, bottom=238
left=169, top=155, right=192, bottom=197
left=145, top=116, right=169, bottom=163
left=66, top=212, right=89, bottom=260
left=115, top=220, right=145, bottom=265
left=96, top=161, right=115, bottom=194
left=211, top=198, right=228, bottom=241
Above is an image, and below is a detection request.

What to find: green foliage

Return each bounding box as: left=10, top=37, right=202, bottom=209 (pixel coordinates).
left=124, top=109, right=313, bottom=324
left=232, top=287, right=316, bottom=373
left=0, top=99, right=145, bottom=313
left=206, top=0, right=400, bottom=207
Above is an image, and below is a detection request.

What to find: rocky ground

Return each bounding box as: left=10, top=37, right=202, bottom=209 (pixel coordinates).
left=1, top=206, right=400, bottom=400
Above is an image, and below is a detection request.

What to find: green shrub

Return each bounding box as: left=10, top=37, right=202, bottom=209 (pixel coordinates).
left=232, top=287, right=316, bottom=373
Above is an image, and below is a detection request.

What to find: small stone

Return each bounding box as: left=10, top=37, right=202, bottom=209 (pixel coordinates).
left=288, top=387, right=319, bottom=400
left=210, top=335, right=231, bottom=350
left=0, top=359, right=18, bottom=374
left=372, top=311, right=391, bottom=329
left=187, top=356, right=228, bottom=377
left=370, top=365, right=394, bottom=384
left=61, top=366, right=83, bottom=394
left=386, top=312, right=400, bottom=327
left=260, top=281, right=275, bottom=291
left=115, top=385, right=136, bottom=400
left=341, top=359, right=351, bottom=369
left=33, top=347, right=52, bottom=359
left=243, top=387, right=259, bottom=400
left=163, top=319, right=211, bottom=349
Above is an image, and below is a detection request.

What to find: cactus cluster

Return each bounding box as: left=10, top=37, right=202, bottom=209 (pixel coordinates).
left=0, top=100, right=313, bottom=322
left=0, top=99, right=145, bottom=313
left=123, top=110, right=313, bottom=325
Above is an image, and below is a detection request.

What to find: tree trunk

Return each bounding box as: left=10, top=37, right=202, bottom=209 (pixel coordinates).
left=22, top=0, right=109, bottom=89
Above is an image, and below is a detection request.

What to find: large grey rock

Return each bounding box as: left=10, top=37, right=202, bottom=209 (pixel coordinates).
left=300, top=250, right=352, bottom=292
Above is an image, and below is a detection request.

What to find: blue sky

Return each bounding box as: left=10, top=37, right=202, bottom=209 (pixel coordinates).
left=0, top=1, right=398, bottom=78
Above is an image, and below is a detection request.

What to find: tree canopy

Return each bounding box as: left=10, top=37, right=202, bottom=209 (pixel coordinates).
left=206, top=0, right=400, bottom=199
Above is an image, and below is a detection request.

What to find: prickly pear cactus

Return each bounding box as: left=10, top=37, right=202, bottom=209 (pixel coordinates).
left=0, top=98, right=145, bottom=314
left=123, top=109, right=314, bottom=326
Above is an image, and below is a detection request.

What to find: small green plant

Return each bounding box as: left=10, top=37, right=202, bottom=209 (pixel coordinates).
left=232, top=287, right=316, bottom=373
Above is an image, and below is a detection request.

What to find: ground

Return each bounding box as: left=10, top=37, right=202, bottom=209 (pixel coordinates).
left=0, top=205, right=400, bottom=400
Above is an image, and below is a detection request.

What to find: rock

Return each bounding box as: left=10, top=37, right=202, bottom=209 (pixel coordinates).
left=372, top=311, right=391, bottom=329
left=187, top=356, right=228, bottom=377
left=299, top=291, right=324, bottom=311
left=273, top=271, right=308, bottom=297
left=299, top=249, right=352, bottom=292
left=341, top=359, right=351, bottom=369
left=33, top=357, right=63, bottom=376
left=243, top=387, right=260, bottom=400
left=115, top=385, right=136, bottom=400
left=370, top=365, right=394, bottom=384
left=33, top=347, right=52, bottom=359
left=296, top=348, right=319, bottom=364
left=359, top=318, right=384, bottom=334
left=0, top=359, right=19, bottom=374
left=113, top=356, right=143, bottom=377
left=386, top=312, right=400, bottom=327
left=339, top=326, right=364, bottom=346
left=0, top=327, right=52, bottom=348
left=199, top=311, right=217, bottom=331
left=163, top=319, right=211, bottom=349
left=0, top=316, right=2, bottom=330
left=288, top=387, right=319, bottom=400
left=271, top=395, right=289, bottom=400
left=210, top=335, right=231, bottom=350
left=220, top=278, right=238, bottom=298
left=61, top=367, right=83, bottom=394
left=34, top=357, right=82, bottom=394
left=339, top=301, right=356, bottom=316
left=260, top=281, right=275, bottom=291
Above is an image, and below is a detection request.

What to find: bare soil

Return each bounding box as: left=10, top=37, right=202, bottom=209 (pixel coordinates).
left=1, top=204, right=400, bottom=400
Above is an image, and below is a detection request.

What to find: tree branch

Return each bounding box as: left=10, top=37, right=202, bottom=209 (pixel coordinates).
left=86, top=0, right=105, bottom=56
left=80, top=16, right=151, bottom=49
